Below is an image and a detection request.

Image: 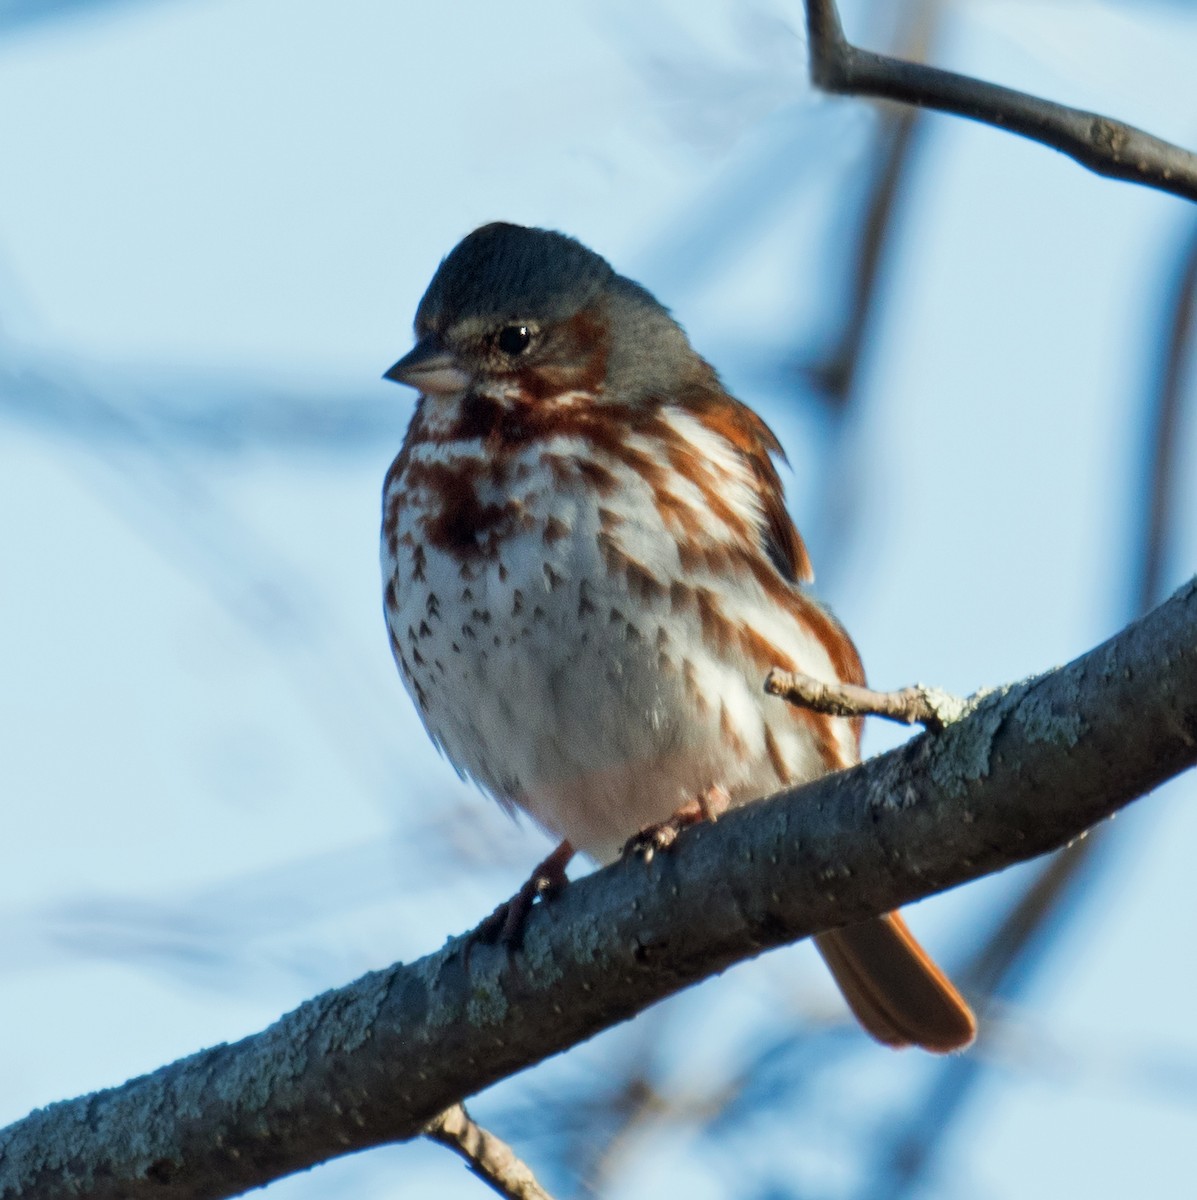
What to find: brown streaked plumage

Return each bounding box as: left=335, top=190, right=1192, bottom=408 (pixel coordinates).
left=381, top=222, right=974, bottom=1053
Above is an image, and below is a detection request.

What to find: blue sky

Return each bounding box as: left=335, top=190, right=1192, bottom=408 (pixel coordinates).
left=2, top=2, right=1196, bottom=1197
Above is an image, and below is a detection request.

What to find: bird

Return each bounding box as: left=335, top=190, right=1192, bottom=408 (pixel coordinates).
left=380, top=222, right=975, bottom=1052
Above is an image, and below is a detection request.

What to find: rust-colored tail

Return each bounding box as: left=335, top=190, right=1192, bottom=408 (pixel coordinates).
left=814, top=913, right=975, bottom=1053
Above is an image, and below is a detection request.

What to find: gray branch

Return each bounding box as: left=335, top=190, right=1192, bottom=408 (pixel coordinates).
left=803, top=0, right=1197, bottom=205
left=3, top=577, right=1196, bottom=1200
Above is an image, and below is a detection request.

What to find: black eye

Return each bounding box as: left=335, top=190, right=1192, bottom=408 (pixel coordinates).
left=497, top=325, right=531, bottom=356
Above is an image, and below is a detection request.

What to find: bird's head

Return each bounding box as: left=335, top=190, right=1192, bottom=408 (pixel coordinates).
left=384, top=223, right=694, bottom=404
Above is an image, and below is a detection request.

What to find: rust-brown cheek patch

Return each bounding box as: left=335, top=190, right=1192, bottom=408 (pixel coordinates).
left=520, top=309, right=610, bottom=402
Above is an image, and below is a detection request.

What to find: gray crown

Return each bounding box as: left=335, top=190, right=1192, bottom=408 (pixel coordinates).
left=415, top=223, right=618, bottom=333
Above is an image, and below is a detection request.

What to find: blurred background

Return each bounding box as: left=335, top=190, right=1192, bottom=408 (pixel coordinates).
left=2, top=1, right=1196, bottom=1196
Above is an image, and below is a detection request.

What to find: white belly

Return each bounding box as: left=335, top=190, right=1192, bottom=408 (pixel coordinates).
left=382, top=420, right=856, bottom=863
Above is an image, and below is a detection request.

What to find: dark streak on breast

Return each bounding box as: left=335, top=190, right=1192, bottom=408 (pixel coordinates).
left=403, top=458, right=520, bottom=559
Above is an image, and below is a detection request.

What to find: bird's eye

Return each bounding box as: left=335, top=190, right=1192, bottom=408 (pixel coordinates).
left=496, top=325, right=532, bottom=356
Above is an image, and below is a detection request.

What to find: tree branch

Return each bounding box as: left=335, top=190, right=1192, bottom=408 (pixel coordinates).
left=803, top=0, right=1197, bottom=205
left=3, top=578, right=1196, bottom=1200
left=764, top=669, right=966, bottom=731
left=423, top=1105, right=554, bottom=1200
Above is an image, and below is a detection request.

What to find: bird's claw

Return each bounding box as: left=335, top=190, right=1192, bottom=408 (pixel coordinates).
left=622, top=786, right=730, bottom=863
left=467, top=840, right=574, bottom=954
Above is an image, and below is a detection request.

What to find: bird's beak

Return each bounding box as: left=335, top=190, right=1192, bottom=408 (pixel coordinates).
left=383, top=338, right=471, bottom=396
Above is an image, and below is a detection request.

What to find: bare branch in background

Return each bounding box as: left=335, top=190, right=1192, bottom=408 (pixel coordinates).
left=1138, top=222, right=1197, bottom=617
left=2, top=579, right=1195, bottom=1200
left=803, top=0, right=938, bottom=412
left=803, top=0, right=1197, bottom=204
left=804, top=100, right=918, bottom=410
left=0, top=350, right=399, bottom=453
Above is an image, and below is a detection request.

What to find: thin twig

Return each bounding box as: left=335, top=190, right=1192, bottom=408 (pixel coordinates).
left=423, top=1104, right=554, bottom=1200
left=803, top=0, right=1197, bottom=205
left=764, top=668, right=966, bottom=732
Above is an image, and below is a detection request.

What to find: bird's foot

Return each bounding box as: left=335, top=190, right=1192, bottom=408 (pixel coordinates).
left=471, top=839, right=574, bottom=950
left=622, top=786, right=730, bottom=863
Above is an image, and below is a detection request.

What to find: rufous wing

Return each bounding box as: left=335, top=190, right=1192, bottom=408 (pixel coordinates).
left=814, top=912, right=976, bottom=1052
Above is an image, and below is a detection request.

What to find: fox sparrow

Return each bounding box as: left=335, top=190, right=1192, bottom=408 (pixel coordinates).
left=381, top=223, right=975, bottom=1052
